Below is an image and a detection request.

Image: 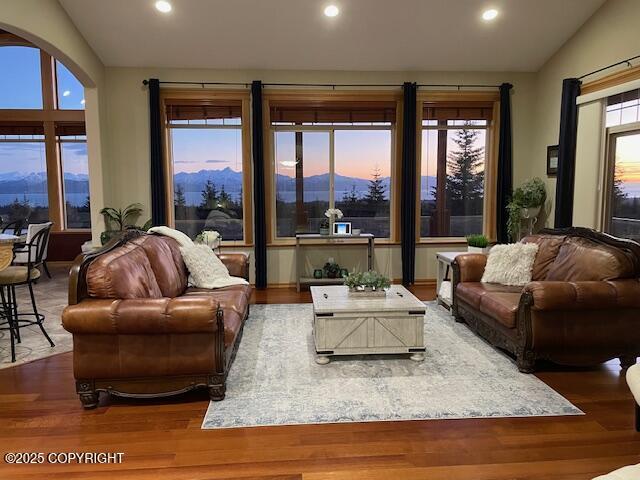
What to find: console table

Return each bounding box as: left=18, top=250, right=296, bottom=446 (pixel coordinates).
left=295, top=233, right=374, bottom=292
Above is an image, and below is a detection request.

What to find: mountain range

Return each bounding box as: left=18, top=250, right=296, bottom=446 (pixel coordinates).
left=0, top=171, right=90, bottom=194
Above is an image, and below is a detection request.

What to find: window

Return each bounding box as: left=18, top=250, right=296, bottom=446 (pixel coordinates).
left=271, top=99, right=395, bottom=239
left=58, top=130, right=90, bottom=229
left=0, top=32, right=88, bottom=231
left=604, top=121, right=640, bottom=241
left=606, top=89, right=639, bottom=127
left=56, top=60, right=85, bottom=110
left=0, top=46, right=43, bottom=109
left=420, top=102, right=492, bottom=238
left=165, top=96, right=250, bottom=242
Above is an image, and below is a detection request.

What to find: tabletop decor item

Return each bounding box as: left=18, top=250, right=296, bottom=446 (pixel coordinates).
left=343, top=270, right=391, bottom=297
left=320, top=208, right=343, bottom=235
left=323, top=261, right=341, bottom=279
left=466, top=234, right=490, bottom=254
left=195, top=230, right=221, bottom=249
left=507, top=177, right=546, bottom=240
left=313, top=269, right=323, bottom=279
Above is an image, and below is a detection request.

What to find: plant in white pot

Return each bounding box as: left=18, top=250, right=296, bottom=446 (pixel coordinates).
left=507, top=177, right=547, bottom=241
left=321, top=208, right=343, bottom=235
left=344, top=270, right=391, bottom=297
left=466, top=234, right=490, bottom=254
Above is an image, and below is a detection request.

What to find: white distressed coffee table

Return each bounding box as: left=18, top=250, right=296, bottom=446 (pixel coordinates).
left=310, top=285, right=426, bottom=364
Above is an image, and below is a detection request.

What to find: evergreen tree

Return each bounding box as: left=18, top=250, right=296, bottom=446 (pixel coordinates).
left=365, top=167, right=386, bottom=204
left=174, top=184, right=186, bottom=207
left=342, top=184, right=359, bottom=204
left=218, top=185, right=232, bottom=208
left=200, top=180, right=218, bottom=209
left=446, top=122, right=484, bottom=215
left=612, top=165, right=628, bottom=209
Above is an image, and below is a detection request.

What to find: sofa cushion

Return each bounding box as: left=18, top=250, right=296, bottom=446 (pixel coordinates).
left=479, top=291, right=521, bottom=328
left=456, top=282, right=522, bottom=309
left=87, top=242, right=163, bottom=299
left=521, top=234, right=566, bottom=280
left=546, top=237, right=636, bottom=281
left=134, top=235, right=188, bottom=297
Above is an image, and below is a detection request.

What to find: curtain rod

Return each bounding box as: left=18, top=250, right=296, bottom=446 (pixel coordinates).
left=142, top=79, right=501, bottom=89
left=578, top=54, right=640, bottom=80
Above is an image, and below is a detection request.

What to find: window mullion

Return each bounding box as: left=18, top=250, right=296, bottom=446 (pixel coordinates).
left=329, top=129, right=335, bottom=210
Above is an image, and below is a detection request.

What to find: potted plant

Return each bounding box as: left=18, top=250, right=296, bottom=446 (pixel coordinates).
left=466, top=234, right=490, bottom=254
left=323, top=261, right=341, bottom=279
left=99, top=203, right=152, bottom=245
left=507, top=177, right=547, bottom=241
left=319, top=218, right=330, bottom=235
left=195, top=230, right=221, bottom=249
left=322, top=208, right=343, bottom=234
left=344, top=270, right=391, bottom=297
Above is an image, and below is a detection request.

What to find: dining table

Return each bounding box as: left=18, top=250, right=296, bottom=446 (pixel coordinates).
left=0, top=233, right=20, bottom=272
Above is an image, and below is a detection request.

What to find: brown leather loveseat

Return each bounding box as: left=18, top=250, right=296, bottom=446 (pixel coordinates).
left=452, top=228, right=640, bottom=373
left=62, top=231, right=251, bottom=408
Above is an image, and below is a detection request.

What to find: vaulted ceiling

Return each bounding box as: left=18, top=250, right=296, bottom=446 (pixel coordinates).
left=59, top=0, right=606, bottom=72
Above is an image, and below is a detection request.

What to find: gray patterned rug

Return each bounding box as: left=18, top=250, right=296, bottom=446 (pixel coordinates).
left=202, top=302, right=582, bottom=429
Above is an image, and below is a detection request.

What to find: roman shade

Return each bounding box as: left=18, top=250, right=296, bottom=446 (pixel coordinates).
left=0, top=122, right=85, bottom=136
left=165, top=100, right=243, bottom=122
left=270, top=101, right=396, bottom=124
left=423, top=102, right=494, bottom=121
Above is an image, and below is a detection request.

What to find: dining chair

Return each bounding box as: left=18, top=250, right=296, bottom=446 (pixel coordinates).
left=13, top=222, right=53, bottom=278
left=1, top=219, right=27, bottom=237
left=0, top=223, right=54, bottom=362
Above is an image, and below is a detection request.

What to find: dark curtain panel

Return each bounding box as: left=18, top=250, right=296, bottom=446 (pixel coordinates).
left=554, top=78, right=582, bottom=228
left=148, top=78, right=167, bottom=226
left=251, top=80, right=267, bottom=289
left=401, top=82, right=417, bottom=286
left=496, top=83, right=513, bottom=243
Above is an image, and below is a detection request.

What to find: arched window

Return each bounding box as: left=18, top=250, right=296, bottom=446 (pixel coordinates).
left=0, top=30, right=89, bottom=230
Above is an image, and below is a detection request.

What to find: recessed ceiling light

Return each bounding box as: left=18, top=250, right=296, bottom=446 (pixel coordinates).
left=482, top=8, right=499, bottom=21
left=324, top=5, right=339, bottom=17
left=155, top=1, right=172, bottom=13
left=62, top=90, right=71, bottom=97
left=280, top=161, right=298, bottom=168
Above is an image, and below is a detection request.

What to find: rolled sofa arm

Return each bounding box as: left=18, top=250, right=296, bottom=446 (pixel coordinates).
left=524, top=279, right=640, bottom=311
left=218, top=252, right=250, bottom=280
left=62, top=296, right=220, bottom=335
left=453, top=254, right=487, bottom=283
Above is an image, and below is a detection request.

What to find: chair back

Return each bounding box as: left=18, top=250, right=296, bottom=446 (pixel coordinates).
left=1, top=219, right=27, bottom=236
left=24, top=222, right=52, bottom=260
left=25, top=222, right=53, bottom=267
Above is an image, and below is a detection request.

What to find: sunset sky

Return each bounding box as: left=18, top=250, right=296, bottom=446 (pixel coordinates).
left=615, top=133, right=640, bottom=184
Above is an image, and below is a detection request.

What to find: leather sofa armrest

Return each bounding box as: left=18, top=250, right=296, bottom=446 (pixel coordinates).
left=218, top=252, right=250, bottom=280
left=62, top=296, right=220, bottom=335
left=524, top=279, right=640, bottom=311
left=453, top=253, right=487, bottom=283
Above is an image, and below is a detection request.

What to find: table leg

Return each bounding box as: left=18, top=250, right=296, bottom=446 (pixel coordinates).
left=315, top=355, right=330, bottom=365
left=410, top=353, right=425, bottom=362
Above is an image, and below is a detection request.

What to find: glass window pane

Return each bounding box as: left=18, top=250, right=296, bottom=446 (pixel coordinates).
left=334, top=130, right=391, bottom=238
left=274, top=131, right=330, bottom=237
left=420, top=123, right=485, bottom=237
left=0, top=46, right=43, bottom=109
left=171, top=128, right=244, bottom=240
left=0, top=141, right=48, bottom=224
left=609, top=132, right=640, bottom=241
left=59, top=139, right=91, bottom=229
left=56, top=60, right=85, bottom=109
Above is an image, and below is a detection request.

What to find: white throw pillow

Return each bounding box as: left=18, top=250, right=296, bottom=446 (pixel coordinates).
left=179, top=244, right=248, bottom=289
left=481, top=243, right=539, bottom=286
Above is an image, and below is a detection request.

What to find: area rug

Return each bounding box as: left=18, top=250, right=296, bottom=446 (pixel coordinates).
left=202, top=302, right=582, bottom=429
left=0, top=271, right=72, bottom=368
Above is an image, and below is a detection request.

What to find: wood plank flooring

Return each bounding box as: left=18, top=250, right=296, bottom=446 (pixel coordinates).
left=0, top=266, right=638, bottom=479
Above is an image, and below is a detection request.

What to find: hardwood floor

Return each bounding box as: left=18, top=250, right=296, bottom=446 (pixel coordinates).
left=1, top=268, right=638, bottom=479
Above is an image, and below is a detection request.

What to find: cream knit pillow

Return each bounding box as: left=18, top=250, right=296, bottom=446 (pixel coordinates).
left=481, top=243, right=539, bottom=286
left=180, top=244, right=248, bottom=289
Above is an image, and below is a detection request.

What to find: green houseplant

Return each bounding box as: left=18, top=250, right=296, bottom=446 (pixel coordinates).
left=466, top=234, right=490, bottom=254
left=99, top=203, right=152, bottom=245
left=323, top=261, right=342, bottom=279
left=507, top=178, right=547, bottom=241
left=344, top=270, right=391, bottom=296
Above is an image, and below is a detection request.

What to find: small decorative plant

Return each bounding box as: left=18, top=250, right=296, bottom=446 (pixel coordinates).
left=466, top=234, right=489, bottom=248
left=344, top=270, right=391, bottom=295
left=195, top=230, right=221, bottom=248
left=320, top=208, right=343, bottom=235
left=99, top=203, right=152, bottom=245
left=323, top=261, right=342, bottom=279
left=507, top=177, right=547, bottom=241
left=325, top=208, right=343, bottom=220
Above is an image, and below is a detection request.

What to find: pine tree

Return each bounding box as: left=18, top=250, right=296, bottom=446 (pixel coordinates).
left=365, top=167, right=386, bottom=204
left=612, top=165, right=628, bottom=210
left=174, top=184, right=186, bottom=207
left=343, top=184, right=359, bottom=204
left=446, top=123, right=484, bottom=215
left=218, top=185, right=232, bottom=208
left=200, top=180, right=218, bottom=209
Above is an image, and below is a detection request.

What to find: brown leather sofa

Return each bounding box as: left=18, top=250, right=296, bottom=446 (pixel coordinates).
left=62, top=231, right=251, bottom=408
left=452, top=227, right=640, bottom=373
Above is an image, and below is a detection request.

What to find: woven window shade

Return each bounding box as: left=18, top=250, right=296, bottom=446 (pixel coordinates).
left=270, top=100, right=396, bottom=123
left=607, top=88, right=639, bottom=106
left=165, top=100, right=242, bottom=121
left=0, top=121, right=44, bottom=136
left=423, top=101, right=494, bottom=121
left=56, top=122, right=86, bottom=136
